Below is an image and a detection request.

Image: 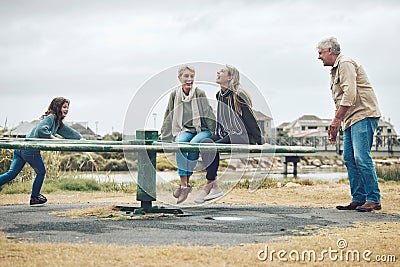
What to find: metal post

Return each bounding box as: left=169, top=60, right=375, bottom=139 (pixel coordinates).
left=114, top=130, right=184, bottom=215
left=282, top=156, right=300, bottom=176
left=136, top=130, right=158, bottom=211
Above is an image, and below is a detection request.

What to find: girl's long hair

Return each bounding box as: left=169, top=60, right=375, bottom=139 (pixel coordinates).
left=225, top=65, right=253, bottom=116
left=41, top=97, right=70, bottom=128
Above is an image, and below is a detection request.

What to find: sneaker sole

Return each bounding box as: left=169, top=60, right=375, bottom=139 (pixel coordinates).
left=30, top=203, right=46, bottom=207
left=194, top=198, right=205, bottom=204
left=204, top=192, right=224, bottom=201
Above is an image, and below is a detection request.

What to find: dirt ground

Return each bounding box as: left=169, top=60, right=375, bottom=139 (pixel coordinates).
left=1, top=182, right=399, bottom=266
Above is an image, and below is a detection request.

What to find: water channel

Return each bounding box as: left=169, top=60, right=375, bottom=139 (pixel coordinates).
left=64, top=167, right=348, bottom=185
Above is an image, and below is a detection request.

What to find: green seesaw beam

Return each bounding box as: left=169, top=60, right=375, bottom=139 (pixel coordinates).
left=0, top=138, right=316, bottom=154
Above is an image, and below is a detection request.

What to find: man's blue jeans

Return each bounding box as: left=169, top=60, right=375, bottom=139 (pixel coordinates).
left=343, top=118, right=380, bottom=203
left=0, top=150, right=46, bottom=197
left=175, top=130, right=211, bottom=177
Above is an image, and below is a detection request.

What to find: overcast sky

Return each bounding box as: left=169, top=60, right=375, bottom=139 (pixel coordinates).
left=1, top=0, right=399, bottom=136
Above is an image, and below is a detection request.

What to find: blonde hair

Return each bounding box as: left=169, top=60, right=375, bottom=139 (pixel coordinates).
left=178, top=65, right=195, bottom=77
left=225, top=64, right=253, bottom=116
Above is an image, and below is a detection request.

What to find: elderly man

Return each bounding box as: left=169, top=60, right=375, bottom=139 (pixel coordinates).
left=317, top=37, right=381, bottom=212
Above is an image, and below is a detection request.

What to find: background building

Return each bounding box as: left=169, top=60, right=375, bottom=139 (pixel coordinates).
left=277, top=114, right=397, bottom=138
left=2, top=121, right=98, bottom=139
left=254, top=110, right=274, bottom=142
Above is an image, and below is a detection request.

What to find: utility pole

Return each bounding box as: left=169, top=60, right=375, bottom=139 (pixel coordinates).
left=152, top=113, right=157, bottom=129
left=95, top=121, right=98, bottom=136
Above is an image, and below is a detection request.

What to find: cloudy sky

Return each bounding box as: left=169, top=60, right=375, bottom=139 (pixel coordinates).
left=1, top=0, right=399, bottom=136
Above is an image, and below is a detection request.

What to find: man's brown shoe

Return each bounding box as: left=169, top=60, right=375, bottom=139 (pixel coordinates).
left=356, top=201, right=382, bottom=212
left=336, top=201, right=365, bottom=210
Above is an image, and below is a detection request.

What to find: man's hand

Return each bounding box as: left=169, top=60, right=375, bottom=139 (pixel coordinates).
left=328, top=106, right=349, bottom=144
left=328, top=117, right=341, bottom=144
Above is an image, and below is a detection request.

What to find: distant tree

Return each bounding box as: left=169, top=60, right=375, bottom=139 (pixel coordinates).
left=99, top=131, right=125, bottom=160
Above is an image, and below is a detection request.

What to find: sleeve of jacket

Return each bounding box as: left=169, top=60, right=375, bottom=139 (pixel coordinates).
left=242, top=105, right=262, bottom=145
left=36, top=114, right=56, bottom=139
left=57, top=124, right=82, bottom=140
left=160, top=92, right=175, bottom=141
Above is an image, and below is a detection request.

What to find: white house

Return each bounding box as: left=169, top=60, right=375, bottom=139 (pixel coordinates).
left=277, top=114, right=397, bottom=138
left=254, top=110, right=274, bottom=141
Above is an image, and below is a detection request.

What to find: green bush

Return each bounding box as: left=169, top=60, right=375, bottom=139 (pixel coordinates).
left=126, top=159, right=137, bottom=170
left=97, top=152, right=126, bottom=160
left=101, top=182, right=136, bottom=193
left=103, top=159, right=128, bottom=171
left=56, top=178, right=101, bottom=191
left=156, top=157, right=177, bottom=171
left=0, top=179, right=32, bottom=194
left=376, top=165, right=400, bottom=182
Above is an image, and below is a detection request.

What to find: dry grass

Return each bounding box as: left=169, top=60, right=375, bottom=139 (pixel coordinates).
left=1, top=182, right=399, bottom=266
left=4, top=182, right=399, bottom=213
left=52, top=205, right=127, bottom=220
left=1, top=222, right=399, bottom=266
left=222, top=182, right=400, bottom=214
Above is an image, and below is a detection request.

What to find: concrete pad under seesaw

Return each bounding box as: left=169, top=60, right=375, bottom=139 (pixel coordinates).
left=0, top=203, right=398, bottom=246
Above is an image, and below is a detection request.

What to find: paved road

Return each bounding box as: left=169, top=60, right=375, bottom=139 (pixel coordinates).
left=0, top=203, right=399, bottom=246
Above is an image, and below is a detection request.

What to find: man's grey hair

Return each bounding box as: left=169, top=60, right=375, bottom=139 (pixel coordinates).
left=317, top=37, right=341, bottom=55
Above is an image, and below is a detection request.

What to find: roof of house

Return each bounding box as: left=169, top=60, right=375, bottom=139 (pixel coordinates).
left=4, top=120, right=96, bottom=138
left=276, top=122, right=290, bottom=129
left=68, top=122, right=96, bottom=136
left=7, top=120, right=38, bottom=137
left=291, top=129, right=321, bottom=138
left=295, top=114, right=330, bottom=126
left=253, top=110, right=273, bottom=121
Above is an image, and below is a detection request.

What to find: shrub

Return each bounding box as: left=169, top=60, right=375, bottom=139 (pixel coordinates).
left=0, top=149, right=12, bottom=173
left=0, top=149, right=63, bottom=184
left=59, top=152, right=105, bottom=171
left=103, top=159, right=128, bottom=171
left=97, top=152, right=126, bottom=160
left=101, top=182, right=136, bottom=193
left=376, top=165, right=400, bottom=182
left=56, top=178, right=101, bottom=191
left=156, top=156, right=177, bottom=171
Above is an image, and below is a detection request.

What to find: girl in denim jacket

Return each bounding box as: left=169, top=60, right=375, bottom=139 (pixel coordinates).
left=0, top=97, right=82, bottom=206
